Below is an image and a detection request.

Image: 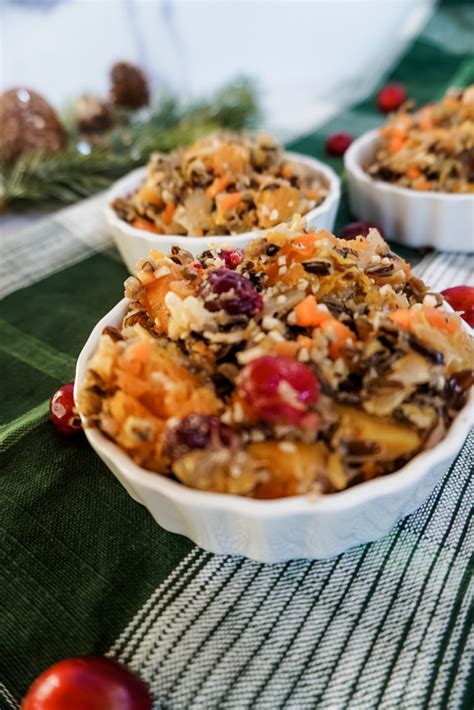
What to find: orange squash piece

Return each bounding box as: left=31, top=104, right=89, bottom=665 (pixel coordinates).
left=294, top=296, right=331, bottom=327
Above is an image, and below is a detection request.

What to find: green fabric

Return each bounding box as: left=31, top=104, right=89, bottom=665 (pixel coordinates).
left=0, top=253, right=194, bottom=699
left=1, top=5, right=473, bottom=707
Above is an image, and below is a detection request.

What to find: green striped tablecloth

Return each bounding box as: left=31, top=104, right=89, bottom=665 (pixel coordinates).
left=1, top=5, right=473, bottom=708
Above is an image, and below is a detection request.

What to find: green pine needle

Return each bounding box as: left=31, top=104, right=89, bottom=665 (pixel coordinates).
left=1, top=77, right=259, bottom=211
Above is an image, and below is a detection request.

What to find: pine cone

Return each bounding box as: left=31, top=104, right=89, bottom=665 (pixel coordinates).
left=0, top=87, right=66, bottom=163
left=109, top=62, right=150, bottom=110
left=75, top=95, right=113, bottom=134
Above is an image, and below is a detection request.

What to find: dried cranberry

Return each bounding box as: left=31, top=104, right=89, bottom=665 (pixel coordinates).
left=326, top=132, right=353, bottom=157
left=377, top=83, right=406, bottom=113
left=200, top=267, right=263, bottom=316
left=218, top=249, right=244, bottom=270
left=441, top=286, right=474, bottom=327
left=50, top=382, right=82, bottom=435
left=165, top=414, right=238, bottom=460
left=238, top=355, right=319, bottom=425
left=340, top=221, right=384, bottom=240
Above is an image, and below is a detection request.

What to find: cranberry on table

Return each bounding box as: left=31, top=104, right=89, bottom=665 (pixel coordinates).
left=377, top=83, right=406, bottom=113
left=238, top=355, right=319, bottom=425
left=463, top=308, right=474, bottom=327
left=200, top=267, right=263, bottom=317
left=50, top=382, right=82, bottom=435
left=441, top=286, right=474, bottom=327
left=22, top=656, right=151, bottom=710
left=340, top=221, right=384, bottom=240
left=218, top=248, right=244, bottom=270
left=165, top=414, right=238, bottom=460
left=325, top=132, right=353, bottom=157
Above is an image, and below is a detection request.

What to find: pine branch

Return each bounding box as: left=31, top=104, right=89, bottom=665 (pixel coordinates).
left=1, top=77, right=259, bottom=211
left=1, top=146, right=136, bottom=209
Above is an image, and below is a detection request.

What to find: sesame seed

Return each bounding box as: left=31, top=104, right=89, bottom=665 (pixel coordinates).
left=269, top=330, right=285, bottom=342
left=423, top=294, right=438, bottom=307
left=270, top=209, right=279, bottom=221
left=278, top=255, right=287, bottom=266
left=237, top=346, right=266, bottom=364
left=276, top=294, right=287, bottom=304
left=233, top=402, right=244, bottom=422
left=221, top=410, right=233, bottom=424
left=262, top=315, right=282, bottom=331
left=279, top=266, right=288, bottom=275
left=278, top=441, right=297, bottom=453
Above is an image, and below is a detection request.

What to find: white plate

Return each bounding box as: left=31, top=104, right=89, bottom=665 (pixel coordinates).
left=344, top=129, right=474, bottom=252
left=105, top=152, right=341, bottom=273
left=75, top=300, right=473, bottom=562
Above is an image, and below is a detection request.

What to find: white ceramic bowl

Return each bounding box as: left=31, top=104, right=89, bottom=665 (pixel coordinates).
left=345, top=129, right=474, bottom=252
left=75, top=299, right=473, bottom=563
left=105, top=152, right=341, bottom=273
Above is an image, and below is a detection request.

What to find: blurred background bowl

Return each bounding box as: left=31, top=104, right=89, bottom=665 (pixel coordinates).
left=345, top=129, right=474, bottom=252
left=105, top=152, right=341, bottom=272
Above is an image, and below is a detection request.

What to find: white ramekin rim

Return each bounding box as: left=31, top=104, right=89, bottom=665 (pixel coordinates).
left=344, top=129, right=474, bottom=203
left=104, top=151, right=341, bottom=246
left=74, top=298, right=474, bottom=519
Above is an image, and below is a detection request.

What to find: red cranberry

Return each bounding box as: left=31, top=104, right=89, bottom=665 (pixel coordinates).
left=340, top=221, right=384, bottom=240
left=463, top=307, right=474, bottom=328
left=200, top=267, right=263, bottom=317
left=218, top=248, right=244, bottom=270
left=22, top=656, right=151, bottom=710
left=326, top=132, right=353, bottom=157
left=441, top=286, right=474, bottom=327
left=377, top=83, right=406, bottom=113
left=50, top=382, right=82, bottom=435
left=165, top=414, right=239, bottom=460
left=238, top=355, right=319, bottom=425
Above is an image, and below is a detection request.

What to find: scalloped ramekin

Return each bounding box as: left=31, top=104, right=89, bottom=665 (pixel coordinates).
left=74, top=299, right=473, bottom=563
left=345, top=129, right=474, bottom=252
left=105, top=152, right=341, bottom=273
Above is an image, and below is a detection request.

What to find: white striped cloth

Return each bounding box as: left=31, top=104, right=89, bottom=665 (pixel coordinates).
left=106, top=433, right=473, bottom=709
